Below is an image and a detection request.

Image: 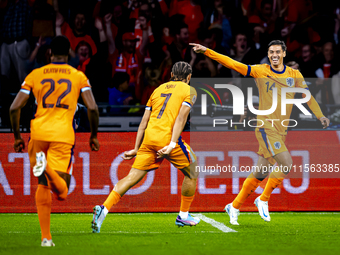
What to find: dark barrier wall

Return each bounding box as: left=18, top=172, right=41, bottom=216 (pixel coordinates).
left=1, top=131, right=340, bottom=212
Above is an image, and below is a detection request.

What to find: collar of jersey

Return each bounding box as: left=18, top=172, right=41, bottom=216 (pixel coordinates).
left=270, top=64, right=286, bottom=74
left=52, top=62, right=66, bottom=64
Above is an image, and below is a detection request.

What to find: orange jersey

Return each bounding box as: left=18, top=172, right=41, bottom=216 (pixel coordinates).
left=21, top=63, right=91, bottom=145
left=249, top=64, right=316, bottom=134
left=204, top=49, right=325, bottom=135
left=143, top=81, right=197, bottom=147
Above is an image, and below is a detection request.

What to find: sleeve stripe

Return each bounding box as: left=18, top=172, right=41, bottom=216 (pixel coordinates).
left=145, top=106, right=152, bottom=111
left=246, top=65, right=251, bottom=77
left=305, top=88, right=309, bottom=90
left=20, top=89, right=30, bottom=95
left=182, top=101, right=192, bottom=108
left=81, top=87, right=91, bottom=93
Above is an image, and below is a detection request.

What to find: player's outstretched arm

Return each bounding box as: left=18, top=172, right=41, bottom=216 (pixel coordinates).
left=81, top=90, right=100, bottom=151
left=304, top=95, right=330, bottom=129
left=157, top=105, right=191, bottom=158
left=121, top=109, right=151, bottom=160
left=190, top=43, right=250, bottom=76
left=9, top=91, right=30, bottom=152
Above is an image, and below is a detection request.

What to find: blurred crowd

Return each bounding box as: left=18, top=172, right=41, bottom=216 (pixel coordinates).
left=1, top=0, right=340, bottom=123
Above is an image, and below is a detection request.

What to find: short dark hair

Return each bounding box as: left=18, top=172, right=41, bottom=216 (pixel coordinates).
left=170, top=61, right=192, bottom=81
left=75, top=40, right=93, bottom=58
left=173, top=22, right=188, bottom=36
left=112, top=72, right=130, bottom=88
left=268, top=40, right=287, bottom=52
left=50, top=36, right=70, bottom=56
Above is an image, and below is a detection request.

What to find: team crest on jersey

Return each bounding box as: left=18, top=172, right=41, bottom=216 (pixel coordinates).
left=274, top=141, right=281, bottom=150
left=286, top=77, right=294, bottom=87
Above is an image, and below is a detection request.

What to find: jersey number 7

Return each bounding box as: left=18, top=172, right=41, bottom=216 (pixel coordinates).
left=41, top=79, right=72, bottom=109
left=157, top=93, right=172, bottom=119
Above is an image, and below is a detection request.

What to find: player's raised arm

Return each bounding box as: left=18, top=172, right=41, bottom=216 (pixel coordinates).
left=190, top=43, right=250, bottom=76
left=81, top=89, right=100, bottom=151
left=122, top=108, right=151, bottom=160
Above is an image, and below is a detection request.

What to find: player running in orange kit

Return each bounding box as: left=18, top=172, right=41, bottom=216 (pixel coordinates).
left=91, top=61, right=199, bottom=233
left=9, top=36, right=100, bottom=246
left=191, top=40, right=330, bottom=224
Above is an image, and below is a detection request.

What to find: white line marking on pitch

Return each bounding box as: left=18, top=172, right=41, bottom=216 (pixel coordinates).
left=7, top=230, right=222, bottom=234
left=194, top=213, right=237, bottom=233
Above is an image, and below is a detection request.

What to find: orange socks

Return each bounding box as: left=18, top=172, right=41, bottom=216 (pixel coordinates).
left=232, top=173, right=261, bottom=209
left=103, top=190, right=121, bottom=211
left=35, top=185, right=52, bottom=241
left=260, top=171, right=284, bottom=201
left=180, top=195, right=195, bottom=212
left=45, top=165, right=68, bottom=200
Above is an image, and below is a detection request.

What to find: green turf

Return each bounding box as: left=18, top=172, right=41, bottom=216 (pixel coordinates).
left=0, top=212, right=339, bottom=255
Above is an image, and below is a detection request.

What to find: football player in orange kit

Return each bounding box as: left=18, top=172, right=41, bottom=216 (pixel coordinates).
left=190, top=40, right=330, bottom=224
left=92, top=61, right=199, bottom=233
left=10, top=36, right=100, bottom=246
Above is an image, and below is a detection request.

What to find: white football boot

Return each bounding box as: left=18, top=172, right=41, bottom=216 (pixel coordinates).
left=224, top=203, right=240, bottom=225
left=41, top=238, right=55, bottom=247
left=254, top=196, right=271, bottom=222
left=33, top=152, right=47, bottom=177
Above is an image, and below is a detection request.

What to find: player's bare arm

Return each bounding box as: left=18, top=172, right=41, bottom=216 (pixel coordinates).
left=189, top=43, right=207, bottom=53
left=320, top=117, right=330, bottom=129
left=81, top=89, right=100, bottom=151
left=9, top=91, right=30, bottom=152
left=122, top=109, right=151, bottom=160
left=157, top=105, right=191, bottom=158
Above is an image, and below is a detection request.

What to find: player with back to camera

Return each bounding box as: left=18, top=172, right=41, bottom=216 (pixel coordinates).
left=9, top=36, right=100, bottom=247
left=91, top=61, right=199, bottom=233
left=190, top=40, right=330, bottom=225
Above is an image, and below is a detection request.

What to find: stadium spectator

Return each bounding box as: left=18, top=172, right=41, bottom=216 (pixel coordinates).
left=286, top=61, right=299, bottom=70
left=26, top=36, right=50, bottom=73
left=166, top=22, right=191, bottom=65
left=169, top=0, right=204, bottom=43
left=0, top=0, right=34, bottom=128
left=190, top=29, right=217, bottom=77
left=75, top=41, right=92, bottom=73
left=229, top=33, right=259, bottom=88
left=0, top=0, right=33, bottom=83
left=140, top=63, right=162, bottom=105
left=128, top=0, right=142, bottom=20
left=299, top=44, right=317, bottom=78
left=314, top=42, right=340, bottom=104
left=108, top=72, right=133, bottom=113
left=134, top=2, right=154, bottom=62
left=106, top=11, right=150, bottom=100
left=82, top=15, right=113, bottom=103
left=248, top=0, right=276, bottom=36
left=55, top=10, right=97, bottom=55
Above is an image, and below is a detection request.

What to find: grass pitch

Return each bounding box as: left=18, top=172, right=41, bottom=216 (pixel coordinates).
left=0, top=212, right=339, bottom=255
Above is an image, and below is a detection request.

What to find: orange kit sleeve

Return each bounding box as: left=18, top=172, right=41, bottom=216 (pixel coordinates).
left=296, top=70, right=325, bottom=119
left=204, top=48, right=251, bottom=76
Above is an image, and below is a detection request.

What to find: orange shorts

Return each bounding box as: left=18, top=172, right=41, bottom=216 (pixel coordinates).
left=132, top=139, right=196, bottom=171
left=28, top=139, right=74, bottom=174
left=255, top=128, right=287, bottom=165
